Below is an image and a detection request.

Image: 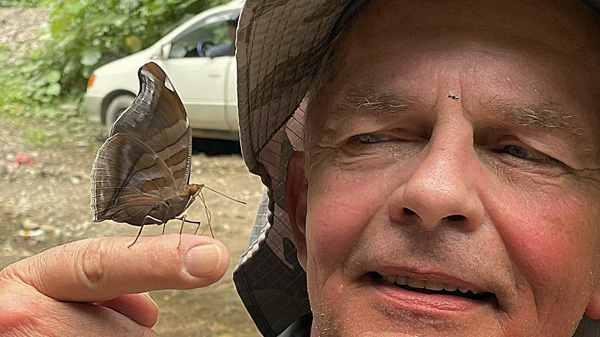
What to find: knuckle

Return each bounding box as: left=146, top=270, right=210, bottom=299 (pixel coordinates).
left=74, top=238, right=113, bottom=292
left=0, top=258, right=38, bottom=287
left=0, top=265, right=21, bottom=283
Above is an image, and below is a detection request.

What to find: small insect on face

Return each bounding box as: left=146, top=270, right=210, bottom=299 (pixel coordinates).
left=90, top=62, right=245, bottom=248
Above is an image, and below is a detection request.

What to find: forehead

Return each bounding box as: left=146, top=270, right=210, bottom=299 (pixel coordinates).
left=308, top=0, right=600, bottom=128
left=338, top=0, right=600, bottom=57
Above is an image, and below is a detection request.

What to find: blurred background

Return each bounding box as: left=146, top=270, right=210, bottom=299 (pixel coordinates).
left=0, top=0, right=263, bottom=335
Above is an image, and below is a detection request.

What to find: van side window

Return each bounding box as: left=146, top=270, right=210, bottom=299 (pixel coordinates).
left=170, top=20, right=232, bottom=58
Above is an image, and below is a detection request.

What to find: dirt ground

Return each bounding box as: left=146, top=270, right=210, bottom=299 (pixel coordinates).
left=0, top=8, right=263, bottom=337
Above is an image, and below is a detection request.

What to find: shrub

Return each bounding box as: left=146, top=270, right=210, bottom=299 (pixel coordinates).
left=18, top=0, right=227, bottom=104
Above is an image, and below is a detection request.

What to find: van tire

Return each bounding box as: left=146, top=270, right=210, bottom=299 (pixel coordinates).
left=105, top=95, right=134, bottom=134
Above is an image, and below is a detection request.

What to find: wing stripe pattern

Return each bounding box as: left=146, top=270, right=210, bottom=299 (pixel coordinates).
left=110, top=63, right=192, bottom=188
left=91, top=133, right=176, bottom=224
left=140, top=177, right=166, bottom=193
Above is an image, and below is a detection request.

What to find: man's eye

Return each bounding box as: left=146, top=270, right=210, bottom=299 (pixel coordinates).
left=500, top=144, right=561, bottom=165
left=502, top=145, right=532, bottom=159
left=352, top=133, right=390, bottom=144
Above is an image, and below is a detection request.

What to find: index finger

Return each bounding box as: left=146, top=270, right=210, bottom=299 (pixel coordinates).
left=1, top=234, right=229, bottom=302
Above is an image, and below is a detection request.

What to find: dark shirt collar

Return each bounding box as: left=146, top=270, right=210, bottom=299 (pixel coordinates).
left=277, top=314, right=312, bottom=337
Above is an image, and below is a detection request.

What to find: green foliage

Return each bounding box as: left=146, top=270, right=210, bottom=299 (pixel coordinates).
left=0, top=44, right=72, bottom=132
left=18, top=0, right=227, bottom=104
left=0, top=43, right=64, bottom=115
left=0, top=44, right=104, bottom=149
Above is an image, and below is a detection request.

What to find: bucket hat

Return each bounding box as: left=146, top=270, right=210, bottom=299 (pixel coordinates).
left=232, top=1, right=600, bottom=336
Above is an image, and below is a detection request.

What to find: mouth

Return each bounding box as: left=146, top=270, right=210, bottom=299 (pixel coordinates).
left=372, top=272, right=497, bottom=302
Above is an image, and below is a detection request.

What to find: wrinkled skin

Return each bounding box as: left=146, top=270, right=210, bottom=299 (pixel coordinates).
left=285, top=0, right=600, bottom=336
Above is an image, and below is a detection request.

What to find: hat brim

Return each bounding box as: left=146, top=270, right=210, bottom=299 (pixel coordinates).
left=234, top=0, right=356, bottom=335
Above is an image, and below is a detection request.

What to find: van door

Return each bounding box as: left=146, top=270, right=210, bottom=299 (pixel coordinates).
left=224, top=58, right=238, bottom=132
left=160, top=10, right=238, bottom=134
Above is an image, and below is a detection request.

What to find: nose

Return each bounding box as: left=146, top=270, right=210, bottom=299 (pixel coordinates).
left=388, top=130, right=484, bottom=232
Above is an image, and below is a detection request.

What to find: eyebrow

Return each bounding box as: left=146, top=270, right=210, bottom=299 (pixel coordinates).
left=487, top=99, right=585, bottom=138
left=330, top=85, right=588, bottom=140
left=331, top=85, right=423, bottom=118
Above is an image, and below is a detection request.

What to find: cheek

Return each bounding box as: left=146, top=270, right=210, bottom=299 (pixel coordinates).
left=491, top=185, right=600, bottom=301
left=304, top=168, right=385, bottom=278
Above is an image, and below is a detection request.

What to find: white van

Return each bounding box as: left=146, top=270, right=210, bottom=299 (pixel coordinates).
left=84, top=0, right=243, bottom=140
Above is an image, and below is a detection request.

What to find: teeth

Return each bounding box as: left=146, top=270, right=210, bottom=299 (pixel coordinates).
left=457, top=287, right=481, bottom=295
left=443, top=284, right=458, bottom=292
left=424, top=281, right=444, bottom=291
left=382, top=275, right=480, bottom=294
left=396, top=276, right=408, bottom=285
left=407, top=277, right=426, bottom=288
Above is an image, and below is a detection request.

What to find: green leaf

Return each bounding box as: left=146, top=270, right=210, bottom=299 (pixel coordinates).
left=80, top=48, right=102, bottom=66
left=44, top=70, right=62, bottom=83
left=63, top=59, right=78, bottom=75
left=67, top=1, right=87, bottom=15
left=45, top=83, right=62, bottom=96
left=112, top=15, right=129, bottom=28
left=50, top=18, right=68, bottom=34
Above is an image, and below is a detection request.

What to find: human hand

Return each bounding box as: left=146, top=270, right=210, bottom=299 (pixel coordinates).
left=0, top=234, right=229, bottom=336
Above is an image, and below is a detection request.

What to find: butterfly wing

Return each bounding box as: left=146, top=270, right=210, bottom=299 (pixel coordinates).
left=110, top=62, right=193, bottom=189
left=91, top=133, right=179, bottom=226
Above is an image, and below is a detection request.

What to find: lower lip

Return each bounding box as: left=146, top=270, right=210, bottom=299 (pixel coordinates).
left=372, top=276, right=493, bottom=315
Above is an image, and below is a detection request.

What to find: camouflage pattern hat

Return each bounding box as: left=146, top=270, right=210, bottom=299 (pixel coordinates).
left=232, top=1, right=600, bottom=336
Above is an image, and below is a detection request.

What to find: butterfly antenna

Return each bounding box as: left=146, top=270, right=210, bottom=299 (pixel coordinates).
left=199, top=190, right=214, bottom=238
left=128, top=225, right=144, bottom=248
left=203, top=186, right=247, bottom=204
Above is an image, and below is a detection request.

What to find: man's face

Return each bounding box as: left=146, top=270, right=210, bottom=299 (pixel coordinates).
left=285, top=0, right=600, bottom=335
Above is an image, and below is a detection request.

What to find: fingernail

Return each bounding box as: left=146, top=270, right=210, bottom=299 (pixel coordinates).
left=183, top=244, right=222, bottom=277
left=141, top=292, right=158, bottom=309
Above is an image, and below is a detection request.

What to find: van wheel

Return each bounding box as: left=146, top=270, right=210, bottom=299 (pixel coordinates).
left=105, top=95, right=134, bottom=134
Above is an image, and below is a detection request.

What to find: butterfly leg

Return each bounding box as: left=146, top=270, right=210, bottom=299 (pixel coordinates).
left=175, top=214, right=205, bottom=236
left=173, top=214, right=206, bottom=248
left=193, top=221, right=201, bottom=236
left=128, top=215, right=163, bottom=248
left=177, top=214, right=186, bottom=249
left=188, top=218, right=203, bottom=236
left=128, top=225, right=144, bottom=248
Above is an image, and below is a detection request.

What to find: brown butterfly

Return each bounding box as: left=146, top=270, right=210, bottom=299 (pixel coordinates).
left=90, top=62, right=210, bottom=247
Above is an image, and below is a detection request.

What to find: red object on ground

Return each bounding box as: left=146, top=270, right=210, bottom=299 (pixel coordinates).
left=15, top=153, right=34, bottom=166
